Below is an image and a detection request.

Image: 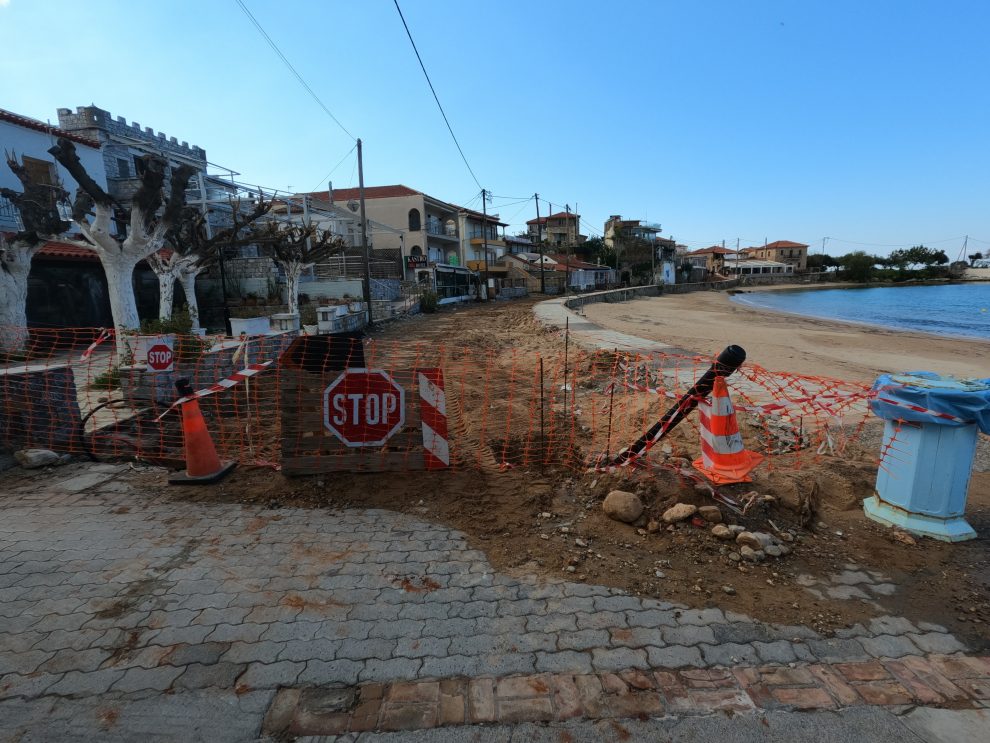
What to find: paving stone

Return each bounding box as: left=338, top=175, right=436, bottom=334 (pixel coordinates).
left=173, top=662, right=246, bottom=689
left=753, top=640, right=799, bottom=664
left=358, top=657, right=423, bottom=682
left=111, top=665, right=185, bottom=693
left=646, top=645, right=706, bottom=668
left=575, top=611, right=629, bottom=631
left=625, top=609, right=678, bottom=628
left=712, top=623, right=774, bottom=644
left=609, top=626, right=665, bottom=648
left=590, top=647, right=649, bottom=672
left=806, top=638, right=871, bottom=662
left=395, top=636, right=452, bottom=659
left=662, top=625, right=716, bottom=647
left=166, top=642, right=231, bottom=667
left=236, top=661, right=306, bottom=689
left=867, top=616, right=918, bottom=636
left=221, top=641, right=284, bottom=665
left=906, top=632, right=968, bottom=654
left=558, top=629, right=610, bottom=652
left=534, top=651, right=595, bottom=674
left=336, top=638, right=397, bottom=661
left=279, top=639, right=340, bottom=662
left=205, top=623, right=267, bottom=643
left=420, top=654, right=485, bottom=678
left=676, top=608, right=727, bottom=626
left=526, top=613, right=578, bottom=633
left=699, top=642, right=759, bottom=666
left=296, top=659, right=362, bottom=690
left=859, top=634, right=921, bottom=659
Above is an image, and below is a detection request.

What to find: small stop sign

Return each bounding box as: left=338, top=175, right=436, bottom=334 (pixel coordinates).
left=146, top=343, right=174, bottom=372
left=323, top=369, right=406, bottom=447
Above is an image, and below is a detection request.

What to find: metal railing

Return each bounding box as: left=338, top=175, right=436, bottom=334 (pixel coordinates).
left=313, top=256, right=402, bottom=280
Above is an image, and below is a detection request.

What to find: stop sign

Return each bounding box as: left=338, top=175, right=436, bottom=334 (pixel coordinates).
left=146, top=343, right=174, bottom=372
left=323, top=369, right=406, bottom=447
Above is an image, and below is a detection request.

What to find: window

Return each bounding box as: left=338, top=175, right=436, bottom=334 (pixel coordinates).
left=22, top=156, right=55, bottom=186
left=408, top=208, right=421, bottom=231
left=117, top=158, right=131, bottom=178
left=410, top=245, right=423, bottom=256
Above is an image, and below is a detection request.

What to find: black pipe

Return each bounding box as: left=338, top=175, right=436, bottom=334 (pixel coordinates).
left=610, top=345, right=747, bottom=466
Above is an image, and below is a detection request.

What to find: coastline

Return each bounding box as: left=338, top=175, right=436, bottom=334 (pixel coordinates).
left=582, top=290, right=990, bottom=381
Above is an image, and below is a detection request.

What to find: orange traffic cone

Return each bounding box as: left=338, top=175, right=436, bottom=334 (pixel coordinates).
left=692, top=376, right=763, bottom=484
left=168, top=379, right=236, bottom=485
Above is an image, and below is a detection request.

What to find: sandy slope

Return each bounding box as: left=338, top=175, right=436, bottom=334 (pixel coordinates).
left=583, top=289, right=990, bottom=381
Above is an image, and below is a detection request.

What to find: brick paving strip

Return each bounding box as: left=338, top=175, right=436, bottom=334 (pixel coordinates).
left=263, top=655, right=990, bottom=736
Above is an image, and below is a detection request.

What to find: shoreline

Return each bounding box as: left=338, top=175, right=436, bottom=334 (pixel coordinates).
left=729, top=291, right=990, bottom=345
left=582, top=290, right=990, bottom=381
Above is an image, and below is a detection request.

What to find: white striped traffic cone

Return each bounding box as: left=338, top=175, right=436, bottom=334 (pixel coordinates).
left=692, top=376, right=764, bottom=484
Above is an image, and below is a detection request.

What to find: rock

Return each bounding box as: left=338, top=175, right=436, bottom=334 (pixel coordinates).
left=740, top=546, right=765, bottom=562
left=565, top=565, right=576, bottom=573
left=14, top=449, right=60, bottom=469
left=779, top=532, right=795, bottom=543
left=892, top=531, right=917, bottom=546
left=765, top=545, right=783, bottom=558
left=728, top=525, right=746, bottom=535
left=694, top=483, right=711, bottom=494
left=711, top=524, right=733, bottom=540
left=736, top=531, right=773, bottom=550
left=575, top=538, right=588, bottom=548
left=727, top=552, right=741, bottom=562
left=722, top=585, right=736, bottom=595
left=637, top=528, right=648, bottom=536
left=603, top=490, right=644, bottom=523
left=698, top=506, right=722, bottom=523
left=662, top=503, right=697, bottom=524
left=646, top=520, right=661, bottom=533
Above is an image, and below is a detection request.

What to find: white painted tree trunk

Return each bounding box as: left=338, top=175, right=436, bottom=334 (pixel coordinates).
left=284, top=261, right=303, bottom=317
left=179, top=268, right=202, bottom=332
left=156, top=270, right=176, bottom=320
left=0, top=244, right=32, bottom=354
left=101, top=254, right=141, bottom=360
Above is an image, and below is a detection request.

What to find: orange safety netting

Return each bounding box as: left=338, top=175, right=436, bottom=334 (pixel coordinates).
left=0, top=327, right=879, bottom=476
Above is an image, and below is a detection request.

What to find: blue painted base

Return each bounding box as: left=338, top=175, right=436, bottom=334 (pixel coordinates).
left=864, top=495, right=977, bottom=542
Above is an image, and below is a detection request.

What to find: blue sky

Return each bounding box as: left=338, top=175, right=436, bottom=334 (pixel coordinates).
left=2, top=0, right=988, bottom=257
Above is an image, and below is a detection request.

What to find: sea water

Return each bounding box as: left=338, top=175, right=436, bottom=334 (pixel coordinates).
left=731, top=284, right=990, bottom=341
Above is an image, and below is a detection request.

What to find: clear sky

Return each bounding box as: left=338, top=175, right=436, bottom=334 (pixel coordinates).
left=2, top=0, right=988, bottom=257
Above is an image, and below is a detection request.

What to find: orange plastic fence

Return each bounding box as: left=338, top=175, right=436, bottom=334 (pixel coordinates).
left=0, top=327, right=879, bottom=475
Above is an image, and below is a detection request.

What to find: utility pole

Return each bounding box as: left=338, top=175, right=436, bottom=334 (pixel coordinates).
left=535, top=194, right=545, bottom=294
left=357, top=138, right=372, bottom=327
left=565, top=204, right=572, bottom=292
left=481, top=188, right=490, bottom=301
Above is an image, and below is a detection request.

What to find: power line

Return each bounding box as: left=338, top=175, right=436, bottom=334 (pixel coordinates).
left=392, top=0, right=483, bottom=191
left=233, top=0, right=355, bottom=141
left=308, top=144, right=357, bottom=193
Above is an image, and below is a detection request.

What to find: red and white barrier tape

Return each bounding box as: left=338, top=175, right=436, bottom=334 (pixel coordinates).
left=155, top=359, right=275, bottom=421
left=872, top=395, right=969, bottom=424
left=80, top=328, right=113, bottom=361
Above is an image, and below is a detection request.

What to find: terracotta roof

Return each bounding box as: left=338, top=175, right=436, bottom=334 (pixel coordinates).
left=527, top=211, right=579, bottom=225
left=687, top=246, right=734, bottom=256
left=0, top=109, right=101, bottom=149
left=297, top=185, right=421, bottom=203
left=36, top=240, right=99, bottom=261
left=765, top=240, right=809, bottom=249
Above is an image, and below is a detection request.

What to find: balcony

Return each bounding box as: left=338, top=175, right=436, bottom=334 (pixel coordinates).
left=426, top=221, right=458, bottom=241
left=0, top=195, right=24, bottom=231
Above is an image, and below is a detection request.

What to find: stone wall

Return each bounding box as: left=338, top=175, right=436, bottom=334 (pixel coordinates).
left=0, top=364, right=82, bottom=452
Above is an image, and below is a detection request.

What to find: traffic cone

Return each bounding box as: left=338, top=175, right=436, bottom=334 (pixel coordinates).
left=168, top=379, right=236, bottom=485
left=692, top=376, right=763, bottom=484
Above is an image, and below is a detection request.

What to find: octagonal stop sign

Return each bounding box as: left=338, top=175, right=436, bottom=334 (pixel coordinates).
left=323, top=369, right=406, bottom=447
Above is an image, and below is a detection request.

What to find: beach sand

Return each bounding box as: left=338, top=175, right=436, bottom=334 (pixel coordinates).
left=582, top=288, right=990, bottom=381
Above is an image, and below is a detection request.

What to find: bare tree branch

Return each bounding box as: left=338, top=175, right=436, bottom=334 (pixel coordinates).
left=48, top=138, right=114, bottom=208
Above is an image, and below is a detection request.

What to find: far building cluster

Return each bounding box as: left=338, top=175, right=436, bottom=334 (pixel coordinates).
left=1, top=103, right=812, bottom=330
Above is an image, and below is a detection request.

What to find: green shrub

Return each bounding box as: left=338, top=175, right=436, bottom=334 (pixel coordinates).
left=419, top=290, right=439, bottom=314
left=89, top=366, right=121, bottom=390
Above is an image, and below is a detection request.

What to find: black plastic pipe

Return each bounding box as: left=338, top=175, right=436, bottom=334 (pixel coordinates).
left=610, top=345, right=747, bottom=466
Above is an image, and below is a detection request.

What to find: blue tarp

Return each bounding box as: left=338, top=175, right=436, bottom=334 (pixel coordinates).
left=870, top=372, right=990, bottom=435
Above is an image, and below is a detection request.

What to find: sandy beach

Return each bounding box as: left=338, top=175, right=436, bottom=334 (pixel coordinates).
left=582, top=287, right=990, bottom=381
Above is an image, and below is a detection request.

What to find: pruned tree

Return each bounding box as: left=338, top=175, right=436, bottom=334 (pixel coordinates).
left=48, top=138, right=196, bottom=357
left=968, top=252, right=984, bottom=266
left=252, top=221, right=345, bottom=316
left=0, top=153, right=70, bottom=353
left=157, top=197, right=272, bottom=329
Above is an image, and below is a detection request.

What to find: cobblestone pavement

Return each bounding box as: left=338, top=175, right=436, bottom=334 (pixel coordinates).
left=1, top=462, right=988, bottom=741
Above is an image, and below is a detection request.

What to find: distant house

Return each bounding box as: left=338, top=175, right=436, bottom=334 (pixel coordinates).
left=456, top=205, right=508, bottom=265
left=526, top=211, right=585, bottom=246
left=744, top=240, right=809, bottom=271
left=548, top=254, right=616, bottom=290
left=684, top=246, right=738, bottom=274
